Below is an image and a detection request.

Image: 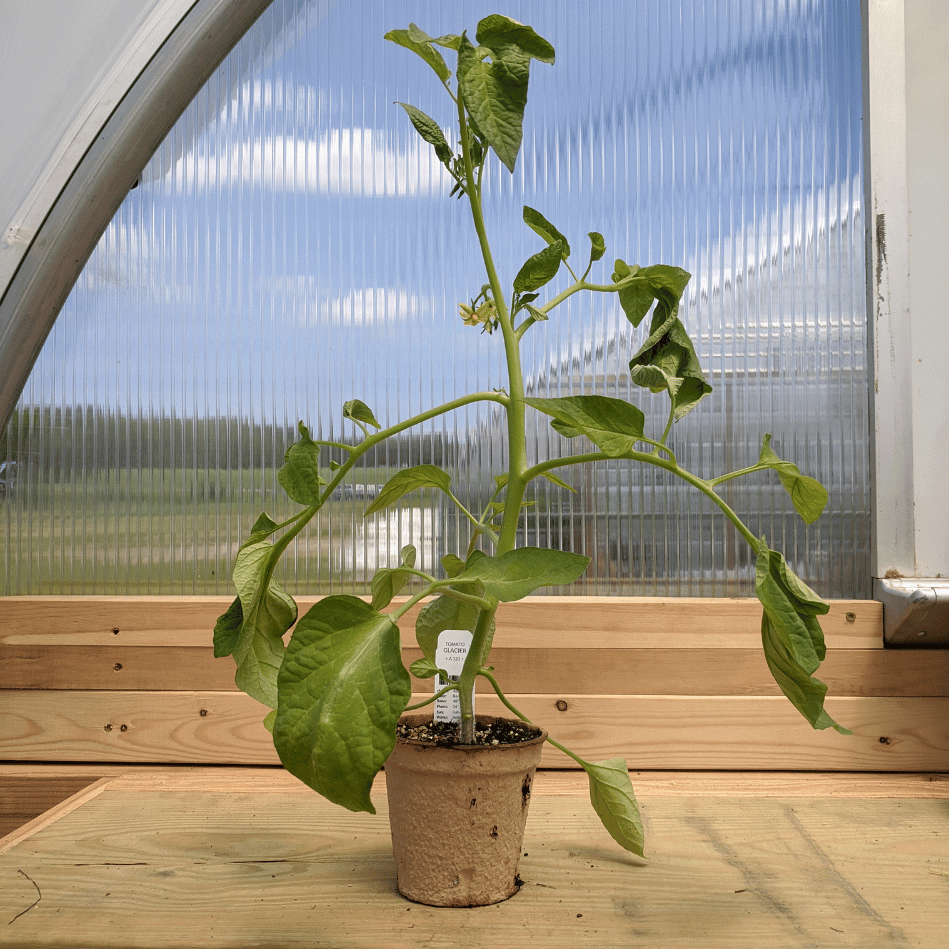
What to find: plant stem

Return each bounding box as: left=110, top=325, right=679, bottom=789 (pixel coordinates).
left=479, top=669, right=588, bottom=767
left=525, top=450, right=761, bottom=553
left=453, top=95, right=532, bottom=743
left=404, top=684, right=457, bottom=712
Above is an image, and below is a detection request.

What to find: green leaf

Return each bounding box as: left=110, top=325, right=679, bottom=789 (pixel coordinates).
left=441, top=553, right=466, bottom=578
left=212, top=595, right=243, bottom=658
left=457, top=20, right=554, bottom=173
left=526, top=395, right=647, bottom=456
left=278, top=423, right=327, bottom=506
left=370, top=545, right=417, bottom=610
left=457, top=547, right=589, bottom=602
left=523, top=304, right=548, bottom=323
left=756, top=434, right=828, bottom=524
left=218, top=516, right=298, bottom=709
left=273, top=596, right=411, bottom=813
left=611, top=259, right=649, bottom=326
left=754, top=541, right=850, bottom=734
left=410, top=656, right=441, bottom=679
left=363, top=464, right=452, bottom=516
left=475, top=15, right=555, bottom=64
left=405, top=24, right=462, bottom=51
left=541, top=471, right=576, bottom=493
left=396, top=102, right=453, bottom=168
left=415, top=585, right=489, bottom=661
left=550, top=419, right=582, bottom=439
left=587, top=232, right=606, bottom=265
left=523, top=206, right=570, bottom=259
left=626, top=266, right=711, bottom=420
left=583, top=758, right=645, bottom=858
left=513, top=240, right=564, bottom=293
left=343, top=399, right=381, bottom=429
left=384, top=28, right=451, bottom=82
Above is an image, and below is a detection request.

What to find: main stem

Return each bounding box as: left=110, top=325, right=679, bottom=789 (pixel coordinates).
left=455, top=97, right=529, bottom=743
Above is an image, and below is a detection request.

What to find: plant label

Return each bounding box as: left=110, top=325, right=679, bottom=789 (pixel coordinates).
left=434, top=629, right=474, bottom=723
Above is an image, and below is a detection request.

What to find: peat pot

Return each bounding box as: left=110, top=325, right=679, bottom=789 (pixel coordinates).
left=384, top=714, right=547, bottom=906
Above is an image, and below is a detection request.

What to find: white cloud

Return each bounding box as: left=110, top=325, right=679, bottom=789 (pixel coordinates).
left=171, top=128, right=453, bottom=197
left=275, top=283, right=434, bottom=328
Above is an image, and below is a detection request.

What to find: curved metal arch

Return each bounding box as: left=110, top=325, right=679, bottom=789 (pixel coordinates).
left=0, top=0, right=273, bottom=431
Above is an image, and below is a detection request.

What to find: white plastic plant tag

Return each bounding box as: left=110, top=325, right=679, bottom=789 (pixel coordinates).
left=433, top=629, right=474, bottom=723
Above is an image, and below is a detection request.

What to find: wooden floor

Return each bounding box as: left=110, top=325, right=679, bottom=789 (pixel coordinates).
left=1, top=768, right=946, bottom=949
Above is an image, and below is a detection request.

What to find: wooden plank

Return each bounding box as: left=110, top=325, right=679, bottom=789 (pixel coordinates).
left=97, top=767, right=949, bottom=798
left=0, top=773, right=945, bottom=948
left=2, top=690, right=947, bottom=771
left=0, top=778, right=113, bottom=855
left=0, top=775, right=101, bottom=839
left=3, top=766, right=947, bottom=799
left=0, top=595, right=883, bottom=648
left=3, top=642, right=945, bottom=695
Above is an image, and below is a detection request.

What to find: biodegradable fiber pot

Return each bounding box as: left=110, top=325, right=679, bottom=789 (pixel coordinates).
left=385, top=714, right=547, bottom=907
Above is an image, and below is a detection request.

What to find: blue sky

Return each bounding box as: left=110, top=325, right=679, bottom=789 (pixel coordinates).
left=25, top=0, right=865, bottom=449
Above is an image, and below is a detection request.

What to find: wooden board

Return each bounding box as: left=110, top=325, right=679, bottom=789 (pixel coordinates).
left=0, top=769, right=946, bottom=948
left=0, top=776, right=100, bottom=840
left=3, top=690, right=948, bottom=770
left=5, top=641, right=945, bottom=695
left=0, top=595, right=882, bottom=648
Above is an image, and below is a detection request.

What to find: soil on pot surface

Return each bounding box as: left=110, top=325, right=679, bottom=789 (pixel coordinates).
left=396, top=718, right=542, bottom=746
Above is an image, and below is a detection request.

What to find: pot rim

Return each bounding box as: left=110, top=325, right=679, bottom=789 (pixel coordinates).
left=395, top=713, right=547, bottom=751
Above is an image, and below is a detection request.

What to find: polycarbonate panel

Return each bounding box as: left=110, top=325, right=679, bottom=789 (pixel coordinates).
left=0, top=0, right=869, bottom=597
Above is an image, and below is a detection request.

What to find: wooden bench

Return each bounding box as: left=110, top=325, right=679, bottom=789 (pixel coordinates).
left=1, top=595, right=948, bottom=946
left=2, top=595, right=948, bottom=829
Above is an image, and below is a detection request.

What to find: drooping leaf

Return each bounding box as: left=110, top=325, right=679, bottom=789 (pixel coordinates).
left=217, top=515, right=298, bottom=709
left=513, top=240, right=564, bottom=293
left=611, top=259, right=650, bottom=326
left=370, top=545, right=418, bottom=610
left=526, top=395, right=647, bottom=456
left=213, top=595, right=244, bottom=658
left=273, top=596, right=411, bottom=813
left=232, top=574, right=295, bottom=709
left=343, top=399, right=381, bottom=429
left=278, top=423, right=327, bottom=506
left=754, top=541, right=850, bottom=734
left=457, top=19, right=554, bottom=173
left=395, top=103, right=453, bottom=168
left=364, top=464, right=452, bottom=516
left=756, top=434, right=828, bottom=524
left=383, top=28, right=451, bottom=82
left=627, top=266, right=711, bottom=420
left=612, top=261, right=688, bottom=328
left=457, top=546, right=589, bottom=602
left=522, top=304, right=548, bottom=323
left=523, top=206, right=570, bottom=259
left=587, top=232, right=606, bottom=265
left=583, top=758, right=645, bottom=858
